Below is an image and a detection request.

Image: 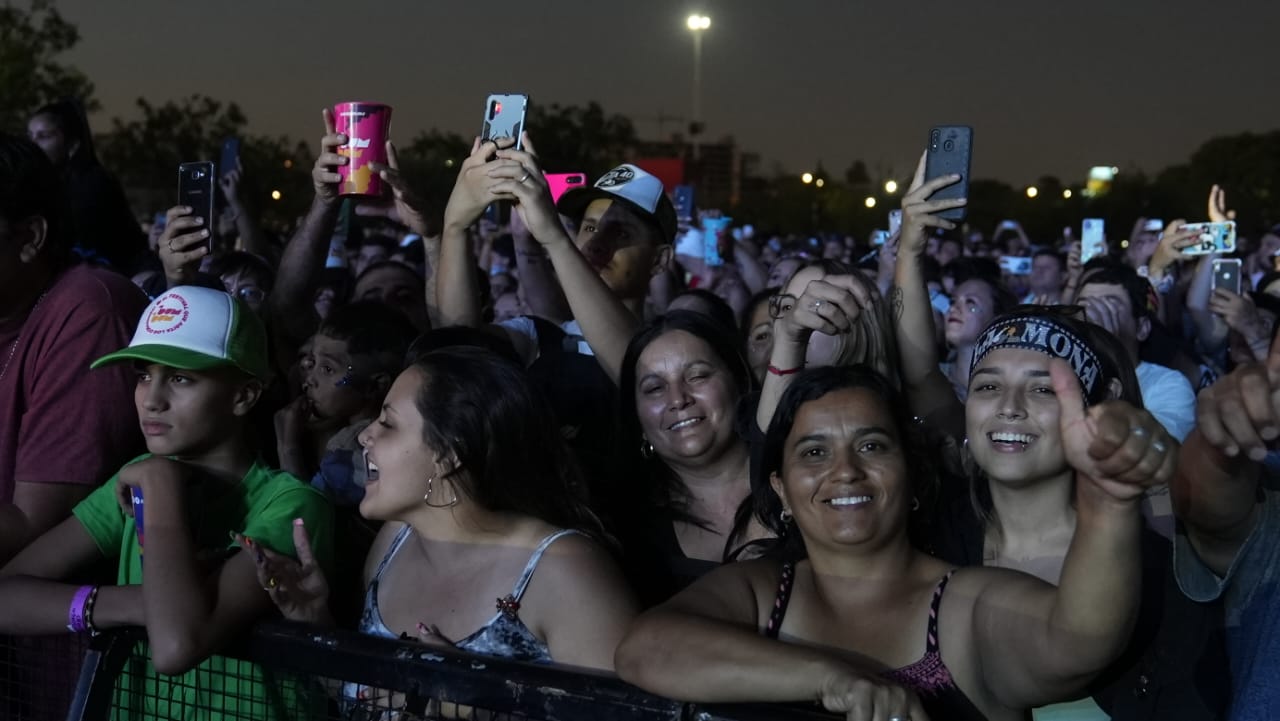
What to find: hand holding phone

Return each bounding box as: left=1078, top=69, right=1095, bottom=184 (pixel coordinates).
left=156, top=204, right=212, bottom=283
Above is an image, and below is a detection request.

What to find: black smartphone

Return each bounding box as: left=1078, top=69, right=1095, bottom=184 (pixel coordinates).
left=178, top=161, right=216, bottom=251
left=924, top=126, right=973, bottom=221
left=1212, top=258, right=1243, bottom=295
left=481, top=93, right=529, bottom=149
left=219, top=137, right=240, bottom=179
left=673, top=185, right=696, bottom=222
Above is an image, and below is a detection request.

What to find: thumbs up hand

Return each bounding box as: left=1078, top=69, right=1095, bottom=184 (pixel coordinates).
left=1052, top=359, right=1178, bottom=503
left=1196, top=331, right=1280, bottom=462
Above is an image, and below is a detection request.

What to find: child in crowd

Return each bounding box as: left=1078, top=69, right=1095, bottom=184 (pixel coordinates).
left=276, top=300, right=418, bottom=507
left=0, top=285, right=333, bottom=720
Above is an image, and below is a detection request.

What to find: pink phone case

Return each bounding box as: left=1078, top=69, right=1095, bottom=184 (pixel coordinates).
left=545, top=172, right=587, bottom=205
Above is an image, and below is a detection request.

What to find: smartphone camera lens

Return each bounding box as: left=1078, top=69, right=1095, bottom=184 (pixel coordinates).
left=929, top=130, right=940, bottom=151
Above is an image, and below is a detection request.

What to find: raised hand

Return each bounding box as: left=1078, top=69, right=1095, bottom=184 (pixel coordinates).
left=1196, top=331, right=1280, bottom=461
left=1051, top=359, right=1177, bottom=501
left=774, top=274, right=874, bottom=346
left=1147, top=219, right=1202, bottom=279
left=218, top=157, right=245, bottom=210
left=238, top=518, right=331, bottom=624
left=1208, top=184, right=1236, bottom=224
left=360, top=141, right=430, bottom=236
left=1209, top=288, right=1264, bottom=336
left=442, top=137, right=509, bottom=233
left=312, top=108, right=349, bottom=207
left=157, top=205, right=211, bottom=284
left=488, top=132, right=573, bottom=248
left=900, top=151, right=966, bottom=257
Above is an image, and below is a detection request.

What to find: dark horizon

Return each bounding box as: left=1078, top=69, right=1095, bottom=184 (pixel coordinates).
left=55, top=0, right=1280, bottom=186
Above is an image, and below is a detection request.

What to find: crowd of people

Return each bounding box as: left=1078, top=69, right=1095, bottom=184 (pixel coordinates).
left=0, top=98, right=1275, bottom=721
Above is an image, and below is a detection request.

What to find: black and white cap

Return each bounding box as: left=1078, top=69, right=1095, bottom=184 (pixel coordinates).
left=556, top=164, right=678, bottom=243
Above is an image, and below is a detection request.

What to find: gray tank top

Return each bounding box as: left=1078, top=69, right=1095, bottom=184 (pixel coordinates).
left=358, top=525, right=580, bottom=662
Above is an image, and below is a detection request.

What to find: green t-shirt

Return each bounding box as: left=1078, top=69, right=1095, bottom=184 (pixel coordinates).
left=72, top=455, right=334, bottom=721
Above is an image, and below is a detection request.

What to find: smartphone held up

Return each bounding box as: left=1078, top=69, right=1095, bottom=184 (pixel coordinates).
left=924, top=125, right=973, bottom=221
left=178, top=161, right=215, bottom=253
left=1179, top=221, right=1237, bottom=256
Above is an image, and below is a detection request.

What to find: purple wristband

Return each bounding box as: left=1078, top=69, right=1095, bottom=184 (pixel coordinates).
left=67, top=585, right=95, bottom=633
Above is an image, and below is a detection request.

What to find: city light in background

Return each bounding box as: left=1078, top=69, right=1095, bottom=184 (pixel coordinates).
left=884, top=180, right=898, bottom=194
left=271, top=190, right=282, bottom=200
left=686, top=13, right=711, bottom=30
left=801, top=172, right=814, bottom=184
left=1062, top=189, right=1073, bottom=199
left=1026, top=186, right=1039, bottom=199
left=864, top=196, right=877, bottom=208
left=815, top=178, right=825, bottom=188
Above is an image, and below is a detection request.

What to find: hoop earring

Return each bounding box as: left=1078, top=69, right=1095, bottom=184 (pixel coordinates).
left=423, top=476, right=458, bottom=509
left=912, top=496, right=921, bottom=512
left=640, top=438, right=655, bottom=460
left=779, top=508, right=793, bottom=524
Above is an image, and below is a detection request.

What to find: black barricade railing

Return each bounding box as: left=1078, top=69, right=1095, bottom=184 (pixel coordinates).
left=60, top=622, right=837, bottom=721
left=0, top=632, right=91, bottom=721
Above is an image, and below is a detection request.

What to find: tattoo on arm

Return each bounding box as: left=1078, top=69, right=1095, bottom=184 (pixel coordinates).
left=890, top=287, right=905, bottom=320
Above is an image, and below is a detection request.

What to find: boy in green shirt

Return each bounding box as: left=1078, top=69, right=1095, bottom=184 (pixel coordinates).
left=0, top=285, right=334, bottom=720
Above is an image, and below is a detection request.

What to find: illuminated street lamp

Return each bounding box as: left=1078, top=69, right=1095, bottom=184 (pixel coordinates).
left=815, top=178, right=825, bottom=188
left=686, top=13, right=711, bottom=158
left=801, top=172, right=814, bottom=184
left=271, top=190, right=282, bottom=201
left=1062, top=189, right=1073, bottom=199
left=884, top=180, right=898, bottom=194
left=864, top=196, right=877, bottom=208
left=1026, top=186, right=1039, bottom=199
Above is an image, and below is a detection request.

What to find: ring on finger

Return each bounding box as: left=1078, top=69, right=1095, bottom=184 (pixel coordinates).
left=517, top=171, right=531, bottom=184
left=1131, top=426, right=1147, bottom=438
left=810, top=300, right=823, bottom=312
left=1152, top=439, right=1167, bottom=454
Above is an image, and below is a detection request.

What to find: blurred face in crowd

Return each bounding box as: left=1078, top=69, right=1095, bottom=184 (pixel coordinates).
left=822, top=239, right=844, bottom=261
left=575, top=199, right=667, bottom=301
left=766, top=257, right=803, bottom=290
left=357, top=365, right=442, bottom=521
left=945, top=279, right=997, bottom=347
left=134, top=363, right=258, bottom=460
left=489, top=271, right=515, bottom=300
left=1126, top=230, right=1160, bottom=268
left=355, top=243, right=390, bottom=277
left=302, top=334, right=375, bottom=424
left=1077, top=281, right=1146, bottom=358
left=314, top=286, right=337, bottom=321
left=936, top=239, right=962, bottom=267
left=770, top=387, right=911, bottom=553
left=221, top=269, right=269, bottom=315
left=744, top=299, right=774, bottom=383
left=965, top=348, right=1070, bottom=490
left=1255, top=233, right=1280, bottom=264
left=1030, top=254, right=1065, bottom=295
left=634, top=330, right=740, bottom=468
left=493, top=291, right=524, bottom=323
left=354, top=264, right=428, bottom=330
left=27, top=114, right=72, bottom=165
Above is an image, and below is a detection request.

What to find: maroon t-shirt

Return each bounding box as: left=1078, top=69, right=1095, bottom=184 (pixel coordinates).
left=0, top=264, right=147, bottom=504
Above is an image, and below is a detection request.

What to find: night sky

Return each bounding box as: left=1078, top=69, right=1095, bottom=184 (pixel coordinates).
left=57, top=0, right=1280, bottom=186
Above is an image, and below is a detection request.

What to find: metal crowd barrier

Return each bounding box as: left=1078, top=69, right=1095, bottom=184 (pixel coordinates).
left=1, top=623, right=836, bottom=721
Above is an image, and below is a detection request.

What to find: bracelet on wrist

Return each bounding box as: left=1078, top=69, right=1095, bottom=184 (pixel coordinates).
left=67, top=584, right=98, bottom=634
left=767, top=364, right=804, bottom=377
